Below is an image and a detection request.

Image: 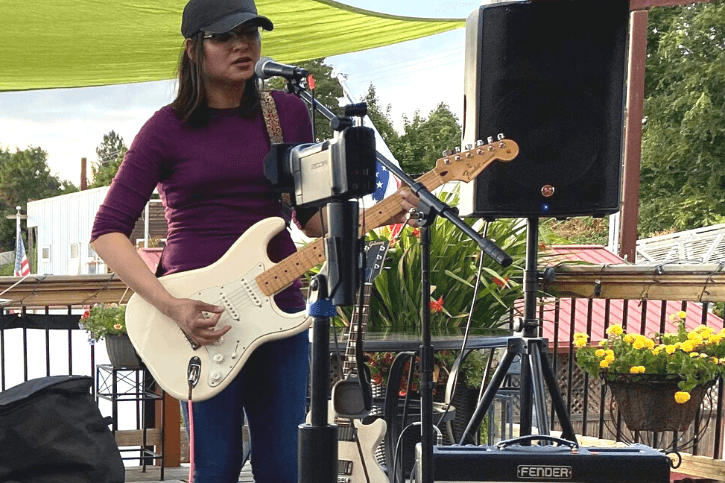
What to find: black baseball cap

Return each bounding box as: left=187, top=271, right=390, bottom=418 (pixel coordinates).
left=181, top=0, right=274, bottom=38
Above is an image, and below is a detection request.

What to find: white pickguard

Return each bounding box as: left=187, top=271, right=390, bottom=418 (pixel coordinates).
left=306, top=403, right=388, bottom=483
left=125, top=218, right=312, bottom=402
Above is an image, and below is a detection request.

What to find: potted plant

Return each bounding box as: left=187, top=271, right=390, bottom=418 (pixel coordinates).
left=575, top=312, right=725, bottom=432
left=80, top=304, right=143, bottom=368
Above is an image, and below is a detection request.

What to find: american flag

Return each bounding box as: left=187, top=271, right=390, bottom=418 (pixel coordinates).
left=372, top=160, right=399, bottom=203
left=14, top=236, right=30, bottom=277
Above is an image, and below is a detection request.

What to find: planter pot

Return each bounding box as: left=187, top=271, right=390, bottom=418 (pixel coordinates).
left=105, top=334, right=143, bottom=369
left=605, top=376, right=714, bottom=432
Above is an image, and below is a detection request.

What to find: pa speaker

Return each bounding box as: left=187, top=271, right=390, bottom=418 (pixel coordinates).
left=459, top=0, right=630, bottom=219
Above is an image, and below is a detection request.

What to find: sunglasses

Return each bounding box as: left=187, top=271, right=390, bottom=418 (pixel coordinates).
left=202, top=27, right=260, bottom=45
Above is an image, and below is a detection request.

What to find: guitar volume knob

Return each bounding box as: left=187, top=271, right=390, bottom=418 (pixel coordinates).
left=213, top=354, right=225, bottom=363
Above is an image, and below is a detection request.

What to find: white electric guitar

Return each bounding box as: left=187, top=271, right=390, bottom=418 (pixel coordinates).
left=125, top=138, right=519, bottom=401
left=308, top=240, right=390, bottom=483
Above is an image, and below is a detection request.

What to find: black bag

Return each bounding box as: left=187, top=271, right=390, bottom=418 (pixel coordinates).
left=0, top=375, right=125, bottom=483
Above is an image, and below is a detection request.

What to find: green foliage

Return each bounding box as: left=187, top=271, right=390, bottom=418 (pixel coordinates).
left=0, top=145, right=77, bottom=251
left=361, top=84, right=399, bottom=149
left=389, top=103, right=462, bottom=177
left=367, top=349, right=486, bottom=392
left=575, top=313, right=725, bottom=398
left=265, top=58, right=343, bottom=141
left=0, top=262, right=13, bottom=276
left=89, top=131, right=127, bottom=188
left=79, top=303, right=127, bottom=341
left=639, top=2, right=725, bottom=236
left=365, top=189, right=526, bottom=331
left=546, top=217, right=609, bottom=245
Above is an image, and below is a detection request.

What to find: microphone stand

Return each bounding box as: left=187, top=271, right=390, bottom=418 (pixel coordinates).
left=286, top=76, right=513, bottom=483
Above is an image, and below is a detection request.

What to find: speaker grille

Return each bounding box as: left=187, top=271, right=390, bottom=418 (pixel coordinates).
left=462, top=0, right=629, bottom=218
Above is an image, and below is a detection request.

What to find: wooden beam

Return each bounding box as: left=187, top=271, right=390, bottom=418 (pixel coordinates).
left=544, top=264, right=725, bottom=302
left=0, top=274, right=132, bottom=308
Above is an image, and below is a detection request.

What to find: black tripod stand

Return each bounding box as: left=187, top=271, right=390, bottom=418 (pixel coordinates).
left=459, top=218, right=578, bottom=445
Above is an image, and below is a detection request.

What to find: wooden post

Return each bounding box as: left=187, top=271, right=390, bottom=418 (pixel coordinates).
left=80, top=157, right=88, bottom=191
left=618, top=9, right=648, bottom=262
left=155, top=392, right=181, bottom=467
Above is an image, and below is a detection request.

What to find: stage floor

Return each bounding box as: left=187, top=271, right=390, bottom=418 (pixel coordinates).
left=125, top=462, right=254, bottom=482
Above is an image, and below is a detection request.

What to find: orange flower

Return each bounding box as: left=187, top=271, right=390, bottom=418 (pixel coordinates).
left=81, top=309, right=90, bottom=319
left=493, top=276, right=510, bottom=288
left=412, top=228, right=421, bottom=238
left=430, top=296, right=444, bottom=313
left=371, top=373, right=383, bottom=385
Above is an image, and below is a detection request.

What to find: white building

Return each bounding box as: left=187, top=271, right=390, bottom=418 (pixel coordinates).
left=27, top=187, right=165, bottom=275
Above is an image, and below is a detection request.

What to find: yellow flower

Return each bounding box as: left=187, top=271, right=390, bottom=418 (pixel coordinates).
left=678, top=311, right=687, bottom=319
left=711, top=334, right=722, bottom=344
left=675, top=392, right=691, bottom=404
left=633, top=339, right=645, bottom=349
left=574, top=332, right=589, bottom=341
left=681, top=341, right=695, bottom=353
left=595, top=349, right=606, bottom=357
left=645, top=339, right=655, bottom=349
left=624, top=334, right=636, bottom=343
left=629, top=366, right=645, bottom=374
left=605, top=355, right=615, bottom=363
left=113, top=323, right=123, bottom=330
left=575, top=338, right=587, bottom=348
left=606, top=324, right=623, bottom=336
left=600, top=359, right=611, bottom=369
left=666, top=345, right=676, bottom=354
left=690, top=352, right=700, bottom=358
left=605, top=349, right=614, bottom=357
left=598, top=340, right=607, bottom=347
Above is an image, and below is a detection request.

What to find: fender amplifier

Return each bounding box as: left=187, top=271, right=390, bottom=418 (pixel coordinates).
left=414, top=437, right=670, bottom=482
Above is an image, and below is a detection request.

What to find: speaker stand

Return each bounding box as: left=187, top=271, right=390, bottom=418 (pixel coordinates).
left=459, top=218, right=577, bottom=445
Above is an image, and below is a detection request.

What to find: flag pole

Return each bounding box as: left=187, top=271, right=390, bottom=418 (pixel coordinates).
left=15, top=206, right=21, bottom=256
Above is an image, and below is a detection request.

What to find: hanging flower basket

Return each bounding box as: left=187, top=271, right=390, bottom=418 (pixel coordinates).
left=605, top=375, right=714, bottom=432
left=105, top=334, right=143, bottom=369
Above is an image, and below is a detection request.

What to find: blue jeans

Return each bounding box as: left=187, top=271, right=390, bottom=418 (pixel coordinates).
left=182, top=329, right=310, bottom=483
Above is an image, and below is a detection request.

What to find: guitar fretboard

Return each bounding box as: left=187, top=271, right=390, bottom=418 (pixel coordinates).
left=255, top=171, right=445, bottom=296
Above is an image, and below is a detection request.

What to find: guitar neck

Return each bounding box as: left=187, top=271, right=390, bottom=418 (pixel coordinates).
left=342, top=283, right=372, bottom=377
left=256, top=171, right=443, bottom=296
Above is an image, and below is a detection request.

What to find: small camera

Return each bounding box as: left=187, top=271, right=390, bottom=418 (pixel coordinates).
left=264, top=124, right=377, bottom=209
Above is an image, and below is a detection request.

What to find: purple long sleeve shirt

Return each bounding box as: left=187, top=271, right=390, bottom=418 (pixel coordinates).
left=91, top=91, right=313, bottom=308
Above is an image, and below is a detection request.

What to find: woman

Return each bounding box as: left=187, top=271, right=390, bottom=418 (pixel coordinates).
left=91, top=0, right=417, bottom=481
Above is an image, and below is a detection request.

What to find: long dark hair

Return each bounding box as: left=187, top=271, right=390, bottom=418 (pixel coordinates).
left=170, top=33, right=260, bottom=125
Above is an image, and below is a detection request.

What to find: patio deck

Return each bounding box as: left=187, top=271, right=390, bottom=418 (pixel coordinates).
left=126, top=462, right=254, bottom=482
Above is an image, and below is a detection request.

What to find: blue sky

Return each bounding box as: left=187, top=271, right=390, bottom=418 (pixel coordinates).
left=0, top=1, right=479, bottom=185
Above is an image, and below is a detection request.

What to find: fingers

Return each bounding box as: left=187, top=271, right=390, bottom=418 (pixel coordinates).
left=399, top=189, right=421, bottom=227
left=170, top=298, right=230, bottom=346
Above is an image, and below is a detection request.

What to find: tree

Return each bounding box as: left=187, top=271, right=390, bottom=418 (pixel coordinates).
left=391, top=103, right=462, bottom=177
left=0, top=145, right=77, bottom=251
left=361, top=83, right=399, bottom=149
left=638, top=2, right=725, bottom=237
left=265, top=58, right=344, bottom=141
left=90, top=131, right=127, bottom=188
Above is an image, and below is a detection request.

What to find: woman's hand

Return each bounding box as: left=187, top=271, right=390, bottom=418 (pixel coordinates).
left=396, top=188, right=421, bottom=226
left=162, top=297, right=230, bottom=346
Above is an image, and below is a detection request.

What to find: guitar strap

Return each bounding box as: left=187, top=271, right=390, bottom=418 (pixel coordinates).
left=260, top=91, right=297, bottom=224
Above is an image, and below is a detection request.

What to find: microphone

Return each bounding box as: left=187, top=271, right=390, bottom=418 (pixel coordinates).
left=255, top=57, right=309, bottom=80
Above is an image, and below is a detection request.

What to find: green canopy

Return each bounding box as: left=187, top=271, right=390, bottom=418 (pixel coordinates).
left=0, top=0, right=463, bottom=92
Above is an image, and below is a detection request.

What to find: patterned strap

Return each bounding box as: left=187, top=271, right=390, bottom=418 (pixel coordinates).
left=260, top=90, right=297, bottom=218
left=260, top=91, right=284, bottom=144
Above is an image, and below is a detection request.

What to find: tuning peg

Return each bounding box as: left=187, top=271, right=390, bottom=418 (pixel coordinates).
left=464, top=144, right=473, bottom=151
left=453, top=147, right=461, bottom=153
left=442, top=149, right=453, bottom=157
left=475, top=139, right=485, bottom=147
left=487, top=136, right=494, bottom=144
left=497, top=133, right=505, bottom=140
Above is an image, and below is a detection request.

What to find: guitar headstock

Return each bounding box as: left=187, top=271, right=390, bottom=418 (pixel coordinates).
left=363, top=240, right=390, bottom=283
left=434, top=134, right=519, bottom=184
